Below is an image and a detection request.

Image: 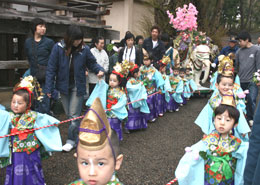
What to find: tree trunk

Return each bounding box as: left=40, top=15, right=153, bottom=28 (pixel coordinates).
left=209, top=0, right=224, bottom=31
left=239, top=0, right=245, bottom=29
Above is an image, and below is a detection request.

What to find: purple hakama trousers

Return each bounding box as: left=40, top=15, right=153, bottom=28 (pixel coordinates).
left=145, top=94, right=158, bottom=121
left=108, top=118, right=123, bottom=141
left=181, top=94, right=187, bottom=105
left=167, top=96, right=179, bottom=111
left=125, top=103, right=147, bottom=130
left=5, top=148, right=45, bottom=185
left=156, top=93, right=167, bottom=115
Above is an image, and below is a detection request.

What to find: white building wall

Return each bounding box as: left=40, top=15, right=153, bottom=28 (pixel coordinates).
left=104, top=0, right=154, bottom=41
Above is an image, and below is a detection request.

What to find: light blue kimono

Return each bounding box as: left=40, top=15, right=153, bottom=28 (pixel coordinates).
left=170, top=75, right=184, bottom=104
left=161, top=75, right=172, bottom=103
left=126, top=78, right=150, bottom=114
left=182, top=78, right=192, bottom=99
left=175, top=136, right=249, bottom=185
left=0, top=109, right=62, bottom=158
left=154, top=69, right=165, bottom=90
left=86, top=80, right=128, bottom=120
left=185, top=77, right=198, bottom=98
left=194, top=92, right=250, bottom=141
left=0, top=104, right=5, bottom=110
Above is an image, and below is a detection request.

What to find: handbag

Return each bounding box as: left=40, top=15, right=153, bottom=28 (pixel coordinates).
left=32, top=40, right=47, bottom=82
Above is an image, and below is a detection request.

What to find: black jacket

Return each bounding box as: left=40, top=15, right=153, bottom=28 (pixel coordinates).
left=142, top=37, right=165, bottom=63
left=118, top=46, right=143, bottom=66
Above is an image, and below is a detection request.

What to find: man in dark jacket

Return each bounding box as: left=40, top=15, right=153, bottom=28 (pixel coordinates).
left=143, top=26, right=165, bottom=64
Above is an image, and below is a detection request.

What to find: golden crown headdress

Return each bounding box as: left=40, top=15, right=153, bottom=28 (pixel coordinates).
left=217, top=54, right=234, bottom=77
left=112, top=60, right=131, bottom=78
left=143, top=48, right=151, bottom=60
left=221, top=90, right=236, bottom=107
left=159, top=56, right=171, bottom=66
left=79, top=98, right=112, bottom=151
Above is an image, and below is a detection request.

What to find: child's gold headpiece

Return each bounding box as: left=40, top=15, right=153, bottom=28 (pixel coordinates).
left=79, top=98, right=112, bottom=151
left=221, top=90, right=236, bottom=107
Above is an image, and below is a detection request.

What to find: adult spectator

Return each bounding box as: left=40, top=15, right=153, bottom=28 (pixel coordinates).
left=24, top=18, right=55, bottom=114
left=118, top=32, right=142, bottom=66
left=89, top=36, right=109, bottom=95
left=212, top=36, right=239, bottom=67
left=235, top=31, right=260, bottom=126
left=45, top=25, right=104, bottom=152
left=143, top=25, right=165, bottom=64
left=255, top=36, right=260, bottom=47
left=135, top=35, right=144, bottom=49
left=244, top=100, right=260, bottom=185
left=118, top=31, right=131, bottom=48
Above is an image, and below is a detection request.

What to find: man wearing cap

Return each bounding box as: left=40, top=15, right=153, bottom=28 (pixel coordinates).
left=212, top=36, right=239, bottom=67
left=235, top=31, right=260, bottom=126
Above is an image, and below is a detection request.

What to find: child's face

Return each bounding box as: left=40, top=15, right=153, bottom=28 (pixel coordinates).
left=134, top=71, right=140, bottom=78
left=173, top=70, right=179, bottom=76
left=11, top=94, right=28, bottom=114
left=77, top=143, right=123, bottom=185
left=186, top=70, right=191, bottom=75
left=215, top=77, right=234, bottom=96
left=214, top=110, right=235, bottom=138
left=143, top=59, right=151, bottom=66
left=179, top=72, right=185, bottom=78
left=109, top=74, right=119, bottom=88
left=160, top=66, right=166, bottom=73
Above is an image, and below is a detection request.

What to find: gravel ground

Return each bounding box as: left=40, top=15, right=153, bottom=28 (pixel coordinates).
left=0, top=93, right=208, bottom=185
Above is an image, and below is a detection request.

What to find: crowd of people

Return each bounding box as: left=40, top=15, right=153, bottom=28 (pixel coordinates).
left=0, top=17, right=260, bottom=185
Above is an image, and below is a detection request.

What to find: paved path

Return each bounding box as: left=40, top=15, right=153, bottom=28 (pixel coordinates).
left=0, top=94, right=208, bottom=185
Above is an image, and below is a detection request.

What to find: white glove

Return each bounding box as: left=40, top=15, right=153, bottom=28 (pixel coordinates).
left=211, top=63, right=217, bottom=68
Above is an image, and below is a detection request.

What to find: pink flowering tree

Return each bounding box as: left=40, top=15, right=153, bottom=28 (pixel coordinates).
left=167, top=3, right=208, bottom=65
left=167, top=3, right=198, bottom=31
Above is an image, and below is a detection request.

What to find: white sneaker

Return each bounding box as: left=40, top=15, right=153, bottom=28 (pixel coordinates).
left=62, top=143, right=74, bottom=152
left=249, top=120, right=254, bottom=126
left=175, top=108, right=179, bottom=112
left=180, top=104, right=183, bottom=106
left=149, top=118, right=156, bottom=122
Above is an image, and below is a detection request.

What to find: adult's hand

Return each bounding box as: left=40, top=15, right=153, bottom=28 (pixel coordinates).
left=85, top=70, right=88, bottom=76
left=97, top=71, right=104, bottom=79
left=257, top=82, right=260, bottom=86
left=47, top=93, right=51, bottom=98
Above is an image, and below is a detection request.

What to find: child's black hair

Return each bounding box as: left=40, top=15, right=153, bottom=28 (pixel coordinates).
left=214, top=104, right=240, bottom=124
left=186, top=67, right=192, bottom=72
left=172, top=66, right=179, bottom=71
left=13, top=89, right=30, bottom=106
left=216, top=73, right=234, bottom=84
left=153, top=62, right=161, bottom=71
left=179, top=68, right=186, bottom=73
left=128, top=68, right=139, bottom=78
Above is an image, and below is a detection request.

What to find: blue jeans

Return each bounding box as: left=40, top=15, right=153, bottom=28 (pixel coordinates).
left=60, top=86, right=84, bottom=145
left=241, top=82, right=259, bottom=121
left=244, top=100, right=260, bottom=185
